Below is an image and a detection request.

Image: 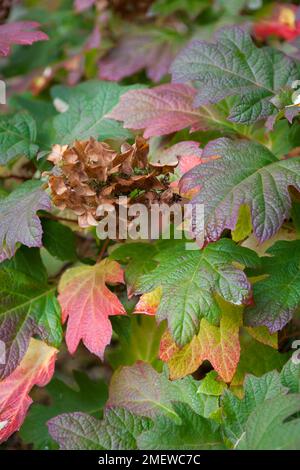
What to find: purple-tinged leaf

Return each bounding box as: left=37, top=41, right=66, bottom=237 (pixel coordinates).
left=108, top=84, right=203, bottom=138
left=171, top=26, right=298, bottom=124
left=0, top=246, right=62, bottom=379
left=180, top=138, right=300, bottom=244
left=245, top=240, right=300, bottom=333
left=99, top=34, right=176, bottom=83
left=48, top=408, right=151, bottom=450
left=0, top=181, right=51, bottom=262
left=0, top=22, right=48, bottom=57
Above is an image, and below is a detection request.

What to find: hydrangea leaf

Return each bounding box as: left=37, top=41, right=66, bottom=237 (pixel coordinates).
left=245, top=240, right=300, bottom=332
left=0, top=180, right=51, bottom=262
left=180, top=138, right=300, bottom=244
left=231, top=334, right=288, bottom=387
left=133, top=287, right=162, bottom=316
left=245, top=326, right=278, bottom=349
left=236, top=395, right=300, bottom=450
left=198, top=371, right=227, bottom=396
left=58, top=259, right=126, bottom=359
left=42, top=219, right=77, bottom=262
left=280, top=359, right=300, bottom=393
left=107, top=362, right=218, bottom=421
left=20, top=371, right=108, bottom=450
left=48, top=408, right=152, bottom=450
left=138, top=402, right=225, bottom=450
left=137, top=238, right=259, bottom=345
left=108, top=84, right=203, bottom=138
left=107, top=315, right=165, bottom=370
left=99, top=32, right=177, bottom=83
left=0, top=338, right=57, bottom=443
left=0, top=246, right=62, bottom=379
left=53, top=81, right=140, bottom=144
left=0, top=113, right=38, bottom=164
left=159, top=302, right=242, bottom=382
left=171, top=26, right=299, bottom=124
left=223, top=370, right=287, bottom=444
left=0, top=21, right=48, bottom=57
left=110, top=242, right=158, bottom=298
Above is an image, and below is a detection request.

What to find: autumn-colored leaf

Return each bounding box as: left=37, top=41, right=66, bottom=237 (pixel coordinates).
left=0, top=181, right=51, bottom=262
left=0, top=21, right=48, bottom=57
left=160, top=302, right=242, bottom=383
left=99, top=33, right=177, bottom=83
left=58, top=259, right=126, bottom=359
left=137, top=238, right=259, bottom=346
left=0, top=338, right=57, bottom=443
left=108, top=84, right=203, bottom=138
left=180, top=138, right=300, bottom=244
left=134, top=287, right=162, bottom=316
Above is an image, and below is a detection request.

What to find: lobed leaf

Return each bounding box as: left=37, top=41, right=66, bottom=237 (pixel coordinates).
left=171, top=26, right=299, bottom=124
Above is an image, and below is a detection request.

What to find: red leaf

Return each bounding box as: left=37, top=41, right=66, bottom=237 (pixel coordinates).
left=0, top=22, right=48, bottom=57
left=58, top=259, right=126, bottom=359
left=0, top=339, right=57, bottom=443
left=108, top=84, right=203, bottom=138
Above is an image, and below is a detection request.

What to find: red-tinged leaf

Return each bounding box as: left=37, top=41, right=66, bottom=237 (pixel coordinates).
left=160, top=303, right=242, bottom=383
left=0, top=22, right=48, bottom=57
left=99, top=34, right=176, bottom=83
left=180, top=138, right=300, bottom=244
left=74, top=0, right=95, bottom=12
left=197, top=304, right=242, bottom=383
left=0, top=338, right=57, bottom=443
left=134, top=287, right=162, bottom=316
left=58, top=259, right=126, bottom=359
left=107, top=84, right=203, bottom=138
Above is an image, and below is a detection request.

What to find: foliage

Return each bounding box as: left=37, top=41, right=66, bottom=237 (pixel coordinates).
left=0, top=0, right=300, bottom=452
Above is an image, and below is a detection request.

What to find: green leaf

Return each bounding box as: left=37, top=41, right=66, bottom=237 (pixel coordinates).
left=180, top=138, right=300, bottom=244
left=48, top=408, right=152, bottom=450
left=0, top=112, right=38, bottom=164
left=108, top=362, right=223, bottom=421
left=138, top=402, right=225, bottom=450
left=42, top=219, right=77, bottom=262
left=107, top=315, right=165, bottom=370
left=236, top=394, right=300, bottom=450
left=110, top=242, right=158, bottom=297
left=0, top=180, right=50, bottom=261
left=231, top=334, right=288, bottom=387
left=245, top=240, right=300, bottom=332
left=198, top=371, right=227, bottom=396
left=171, top=26, right=299, bottom=124
left=20, top=371, right=108, bottom=450
left=223, top=370, right=287, bottom=444
left=137, top=238, right=259, bottom=345
left=52, top=81, right=140, bottom=144
left=0, top=246, right=62, bottom=379
left=281, top=358, right=300, bottom=393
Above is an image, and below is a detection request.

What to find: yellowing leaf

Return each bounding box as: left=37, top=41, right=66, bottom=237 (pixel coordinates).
left=0, top=338, right=57, bottom=443
left=245, top=326, right=278, bottom=349
left=231, top=205, right=252, bottom=242
left=58, top=259, right=126, bottom=359
left=161, top=303, right=242, bottom=383
left=134, top=287, right=162, bottom=316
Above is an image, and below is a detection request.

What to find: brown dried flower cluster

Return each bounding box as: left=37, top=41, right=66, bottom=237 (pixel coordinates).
left=46, top=137, right=178, bottom=228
